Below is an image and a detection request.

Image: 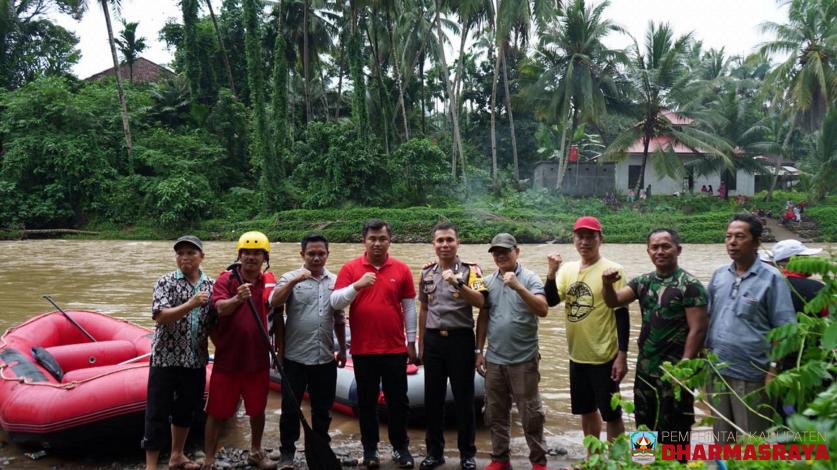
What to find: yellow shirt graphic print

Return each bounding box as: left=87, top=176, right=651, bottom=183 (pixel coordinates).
left=557, top=258, right=625, bottom=364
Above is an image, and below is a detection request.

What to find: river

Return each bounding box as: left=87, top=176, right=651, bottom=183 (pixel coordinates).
left=0, top=240, right=821, bottom=468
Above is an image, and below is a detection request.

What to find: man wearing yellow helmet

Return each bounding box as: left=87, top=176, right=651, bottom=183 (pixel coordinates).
left=203, top=231, right=278, bottom=470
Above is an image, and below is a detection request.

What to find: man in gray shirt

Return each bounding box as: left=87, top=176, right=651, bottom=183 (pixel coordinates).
left=270, top=234, right=347, bottom=469
left=706, top=213, right=796, bottom=442
left=475, top=233, right=548, bottom=470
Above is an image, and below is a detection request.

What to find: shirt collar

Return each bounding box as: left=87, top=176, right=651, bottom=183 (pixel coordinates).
left=726, top=256, right=763, bottom=279
left=433, top=257, right=461, bottom=273
left=362, top=253, right=391, bottom=268
left=175, top=269, right=207, bottom=286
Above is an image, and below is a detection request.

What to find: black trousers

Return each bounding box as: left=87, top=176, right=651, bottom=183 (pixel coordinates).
left=279, top=359, right=337, bottom=454
left=423, top=329, right=476, bottom=459
left=141, top=366, right=206, bottom=450
left=352, top=353, right=409, bottom=452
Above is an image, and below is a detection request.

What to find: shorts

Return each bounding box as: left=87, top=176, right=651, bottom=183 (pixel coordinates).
left=569, top=358, right=622, bottom=422
left=205, top=369, right=270, bottom=419
left=141, top=366, right=206, bottom=450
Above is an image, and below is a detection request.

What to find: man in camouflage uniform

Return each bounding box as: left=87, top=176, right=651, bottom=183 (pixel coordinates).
left=418, top=222, right=487, bottom=470
left=602, top=228, right=708, bottom=447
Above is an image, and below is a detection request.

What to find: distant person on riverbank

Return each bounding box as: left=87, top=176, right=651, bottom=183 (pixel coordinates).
left=706, top=214, right=796, bottom=442
left=708, top=184, right=713, bottom=195
left=205, top=231, right=277, bottom=470
left=476, top=233, right=548, bottom=470
left=627, top=189, right=636, bottom=202
left=330, top=219, right=417, bottom=469
left=143, top=236, right=213, bottom=470
left=600, top=228, right=708, bottom=449
left=417, top=222, right=486, bottom=470
left=545, top=217, right=629, bottom=442
left=719, top=181, right=727, bottom=199
left=269, top=234, right=347, bottom=470
left=701, top=185, right=708, bottom=193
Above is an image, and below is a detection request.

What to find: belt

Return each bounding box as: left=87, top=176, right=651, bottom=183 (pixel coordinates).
left=425, top=328, right=471, bottom=337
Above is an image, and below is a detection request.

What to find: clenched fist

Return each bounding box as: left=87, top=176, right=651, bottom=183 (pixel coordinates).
left=190, top=291, right=209, bottom=307
left=442, top=269, right=461, bottom=286
left=354, top=272, right=377, bottom=290
left=295, top=269, right=313, bottom=283
left=602, top=267, right=621, bottom=285
left=236, top=283, right=253, bottom=302
left=547, top=253, right=563, bottom=276
left=502, top=272, right=522, bottom=290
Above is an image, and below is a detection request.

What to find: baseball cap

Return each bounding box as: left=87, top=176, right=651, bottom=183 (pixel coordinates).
left=573, top=216, right=602, bottom=233
left=488, top=233, right=517, bottom=252
left=769, top=239, right=822, bottom=262
left=174, top=235, right=203, bottom=252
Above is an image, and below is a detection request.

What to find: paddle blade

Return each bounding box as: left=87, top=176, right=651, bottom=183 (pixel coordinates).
left=301, top=418, right=341, bottom=470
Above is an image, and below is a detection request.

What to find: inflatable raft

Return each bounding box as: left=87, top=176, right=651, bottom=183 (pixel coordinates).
left=0, top=310, right=210, bottom=447
left=269, top=359, right=486, bottom=422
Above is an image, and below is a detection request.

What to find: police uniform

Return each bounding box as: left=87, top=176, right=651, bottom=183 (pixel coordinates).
left=419, top=258, right=487, bottom=462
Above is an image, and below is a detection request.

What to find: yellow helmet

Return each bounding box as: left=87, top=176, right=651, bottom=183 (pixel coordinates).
left=236, top=231, right=270, bottom=253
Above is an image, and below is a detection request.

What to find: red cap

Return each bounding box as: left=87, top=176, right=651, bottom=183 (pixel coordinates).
left=573, top=216, right=602, bottom=233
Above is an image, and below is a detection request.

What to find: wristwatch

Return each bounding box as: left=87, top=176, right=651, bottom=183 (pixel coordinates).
left=474, top=349, right=483, bottom=355
left=769, top=361, right=778, bottom=369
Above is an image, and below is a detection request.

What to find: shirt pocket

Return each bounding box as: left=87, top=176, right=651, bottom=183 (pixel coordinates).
left=293, top=283, right=318, bottom=304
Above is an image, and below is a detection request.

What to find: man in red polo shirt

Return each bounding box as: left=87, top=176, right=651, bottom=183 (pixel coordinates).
left=331, top=219, right=417, bottom=469
left=203, top=231, right=277, bottom=470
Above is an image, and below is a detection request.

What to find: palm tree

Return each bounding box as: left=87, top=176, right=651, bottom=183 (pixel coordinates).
left=804, top=107, right=837, bottom=200
left=758, top=0, right=837, bottom=199
left=602, top=22, right=732, bottom=194
left=81, top=0, right=133, bottom=156
left=433, top=0, right=466, bottom=182
left=760, top=0, right=837, bottom=131
left=115, top=20, right=146, bottom=84
left=527, top=0, right=624, bottom=190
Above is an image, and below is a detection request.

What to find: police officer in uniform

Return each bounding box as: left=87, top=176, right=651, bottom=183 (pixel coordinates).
left=418, top=222, right=487, bottom=470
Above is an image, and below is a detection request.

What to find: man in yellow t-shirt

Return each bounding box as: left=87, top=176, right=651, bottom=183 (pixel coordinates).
left=545, top=216, right=628, bottom=442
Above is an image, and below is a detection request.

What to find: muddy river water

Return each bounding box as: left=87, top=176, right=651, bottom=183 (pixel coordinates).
left=0, top=240, right=825, bottom=468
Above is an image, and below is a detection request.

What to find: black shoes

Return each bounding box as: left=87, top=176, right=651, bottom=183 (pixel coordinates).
left=460, top=457, right=477, bottom=470
left=363, top=450, right=380, bottom=469
left=393, top=449, right=415, bottom=469
left=419, top=455, right=446, bottom=470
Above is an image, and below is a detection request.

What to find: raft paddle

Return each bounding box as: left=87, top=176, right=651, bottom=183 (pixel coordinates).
left=226, top=262, right=341, bottom=470
left=42, top=295, right=97, bottom=342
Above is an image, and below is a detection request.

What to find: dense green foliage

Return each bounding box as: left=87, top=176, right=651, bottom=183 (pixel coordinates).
left=1, top=0, right=836, bottom=241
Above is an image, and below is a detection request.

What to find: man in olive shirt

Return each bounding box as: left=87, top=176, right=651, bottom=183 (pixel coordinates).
left=476, top=233, right=548, bottom=470
left=418, top=223, right=486, bottom=470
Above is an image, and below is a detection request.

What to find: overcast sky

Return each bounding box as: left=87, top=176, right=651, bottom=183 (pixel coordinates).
left=50, top=0, right=789, bottom=79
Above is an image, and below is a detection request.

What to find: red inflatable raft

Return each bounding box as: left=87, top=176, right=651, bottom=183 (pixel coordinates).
left=0, top=310, right=210, bottom=447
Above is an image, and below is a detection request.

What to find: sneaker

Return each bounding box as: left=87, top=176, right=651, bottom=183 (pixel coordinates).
left=419, top=455, right=445, bottom=470
left=363, top=450, right=380, bottom=469
left=531, top=464, right=547, bottom=470
left=277, top=452, right=295, bottom=470
left=247, top=450, right=278, bottom=470
left=460, top=457, right=476, bottom=470
left=393, top=448, right=415, bottom=469
left=485, top=460, right=512, bottom=470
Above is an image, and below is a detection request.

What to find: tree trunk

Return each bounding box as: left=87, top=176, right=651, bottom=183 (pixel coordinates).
left=334, top=42, right=345, bottom=120
left=206, top=0, right=237, bottom=98
left=318, top=64, right=330, bottom=121
left=452, top=22, right=470, bottom=121
left=129, top=62, right=133, bottom=84
left=554, top=113, right=569, bottom=190
left=767, top=117, right=795, bottom=201
left=364, top=22, right=391, bottom=154
left=385, top=9, right=409, bottom=140
left=501, top=46, right=519, bottom=183
left=490, top=43, right=500, bottom=189
left=102, top=0, right=133, bottom=158
left=419, top=52, right=426, bottom=134
left=302, top=0, right=312, bottom=123
left=634, top=136, right=651, bottom=195
left=272, top=19, right=289, bottom=158
left=434, top=0, right=466, bottom=186
left=181, top=0, right=202, bottom=99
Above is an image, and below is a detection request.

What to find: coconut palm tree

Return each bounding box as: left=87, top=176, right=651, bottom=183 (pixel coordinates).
left=526, top=0, right=625, bottom=190
left=114, top=19, right=146, bottom=83
left=601, top=22, right=732, bottom=194
left=80, top=0, right=133, bottom=156
left=759, top=0, right=837, bottom=199
left=803, top=107, right=837, bottom=200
